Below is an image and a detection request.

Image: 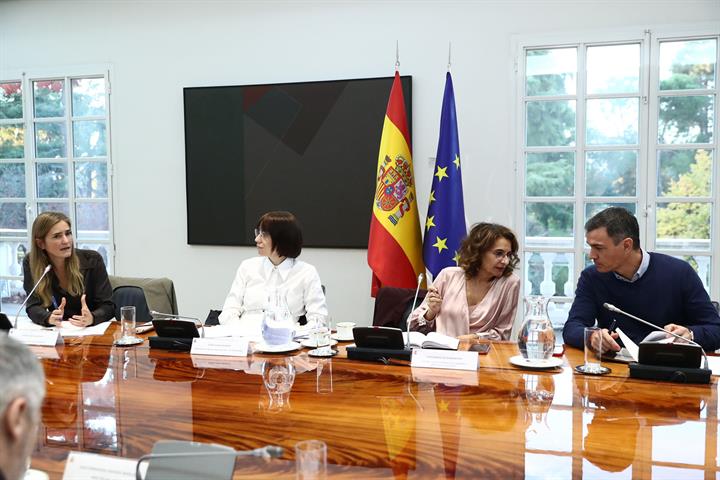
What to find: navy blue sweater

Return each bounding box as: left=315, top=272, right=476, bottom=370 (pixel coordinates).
left=563, top=252, right=720, bottom=351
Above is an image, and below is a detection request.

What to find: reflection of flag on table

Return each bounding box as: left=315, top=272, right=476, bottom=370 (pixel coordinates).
left=368, top=71, right=425, bottom=296
left=380, top=395, right=417, bottom=478
left=423, top=72, right=467, bottom=279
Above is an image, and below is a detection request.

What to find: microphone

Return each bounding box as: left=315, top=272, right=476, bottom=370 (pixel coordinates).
left=14, top=264, right=52, bottom=329
left=406, top=273, right=425, bottom=348
left=151, top=311, right=205, bottom=338
left=602, top=302, right=708, bottom=369
left=135, top=444, right=283, bottom=480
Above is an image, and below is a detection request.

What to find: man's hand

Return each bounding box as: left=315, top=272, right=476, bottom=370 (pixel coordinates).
left=69, top=294, right=94, bottom=327
left=48, top=297, right=66, bottom=327
left=663, top=323, right=693, bottom=341
left=590, top=328, right=621, bottom=353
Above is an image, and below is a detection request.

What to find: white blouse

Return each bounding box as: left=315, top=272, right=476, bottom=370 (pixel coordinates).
left=218, top=257, right=328, bottom=337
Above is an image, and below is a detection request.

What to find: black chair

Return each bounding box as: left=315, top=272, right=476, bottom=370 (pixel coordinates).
left=372, top=286, right=431, bottom=333
left=112, top=285, right=151, bottom=323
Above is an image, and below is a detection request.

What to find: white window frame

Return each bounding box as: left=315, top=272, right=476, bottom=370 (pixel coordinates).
left=0, top=65, right=115, bottom=315
left=513, top=23, right=720, bottom=320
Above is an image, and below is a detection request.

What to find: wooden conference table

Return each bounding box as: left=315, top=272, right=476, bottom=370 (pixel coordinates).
left=30, top=323, right=717, bottom=479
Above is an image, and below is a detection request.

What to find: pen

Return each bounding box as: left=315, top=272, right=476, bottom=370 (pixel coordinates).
left=609, top=319, right=617, bottom=333
left=51, top=296, right=58, bottom=309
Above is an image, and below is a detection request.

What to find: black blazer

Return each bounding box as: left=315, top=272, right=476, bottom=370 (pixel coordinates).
left=23, top=249, right=115, bottom=326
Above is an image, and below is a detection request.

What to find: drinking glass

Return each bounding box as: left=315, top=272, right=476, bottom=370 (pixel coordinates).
left=114, top=306, right=142, bottom=346
left=315, top=358, right=333, bottom=394
left=575, top=326, right=610, bottom=375
left=295, top=439, right=327, bottom=480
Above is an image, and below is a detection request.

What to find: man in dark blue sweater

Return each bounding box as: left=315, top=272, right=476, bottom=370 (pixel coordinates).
left=563, top=207, right=720, bottom=353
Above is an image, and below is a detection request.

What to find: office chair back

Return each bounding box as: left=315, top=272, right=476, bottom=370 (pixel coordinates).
left=112, top=285, right=151, bottom=323
left=372, top=286, right=431, bottom=333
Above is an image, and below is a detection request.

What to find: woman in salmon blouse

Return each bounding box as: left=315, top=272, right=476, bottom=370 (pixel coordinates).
left=408, top=223, right=521, bottom=340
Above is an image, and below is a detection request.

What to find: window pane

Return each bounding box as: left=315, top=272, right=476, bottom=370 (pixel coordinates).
left=77, top=243, right=110, bottom=268
left=36, top=163, right=68, bottom=198
left=0, top=279, right=26, bottom=319
left=656, top=202, right=711, bottom=250
left=33, top=80, right=65, bottom=118
left=526, top=152, right=574, bottom=196
left=0, top=82, right=23, bottom=119
left=587, top=44, right=640, bottom=94
left=71, top=78, right=106, bottom=117
left=671, top=255, right=711, bottom=292
left=586, top=98, right=639, bottom=145
left=73, top=121, right=107, bottom=157
left=526, top=101, right=576, bottom=147
left=38, top=202, right=70, bottom=216
left=0, top=202, right=27, bottom=237
left=660, top=39, right=717, bottom=90
left=0, top=241, right=28, bottom=276
left=76, top=202, right=109, bottom=240
left=35, top=122, right=67, bottom=158
left=525, top=251, right=575, bottom=297
left=525, top=203, right=574, bottom=248
left=585, top=203, right=636, bottom=224
left=657, top=149, right=712, bottom=197
left=585, top=151, right=637, bottom=196
left=526, top=48, right=577, bottom=96
left=658, top=95, right=714, bottom=144
left=0, top=124, right=24, bottom=159
left=75, top=162, right=108, bottom=199
left=0, top=163, right=26, bottom=197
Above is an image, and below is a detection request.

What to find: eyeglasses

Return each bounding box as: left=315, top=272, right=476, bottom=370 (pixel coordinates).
left=492, top=250, right=515, bottom=261
left=254, top=228, right=267, bottom=238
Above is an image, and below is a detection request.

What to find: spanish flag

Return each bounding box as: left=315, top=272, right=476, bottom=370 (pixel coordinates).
left=368, top=71, right=425, bottom=296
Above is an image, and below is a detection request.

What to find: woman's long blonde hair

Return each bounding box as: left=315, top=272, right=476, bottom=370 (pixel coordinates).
left=30, top=212, right=84, bottom=307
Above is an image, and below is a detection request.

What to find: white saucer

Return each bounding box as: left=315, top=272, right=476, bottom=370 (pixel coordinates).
left=331, top=333, right=353, bottom=342
left=254, top=341, right=301, bottom=353
left=301, top=339, right=338, bottom=348
left=509, top=355, right=563, bottom=369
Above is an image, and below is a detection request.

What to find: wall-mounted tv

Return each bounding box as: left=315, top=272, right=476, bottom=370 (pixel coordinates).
left=183, top=75, right=412, bottom=249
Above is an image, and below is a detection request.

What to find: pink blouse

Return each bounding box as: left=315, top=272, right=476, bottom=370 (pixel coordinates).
left=408, top=267, right=520, bottom=340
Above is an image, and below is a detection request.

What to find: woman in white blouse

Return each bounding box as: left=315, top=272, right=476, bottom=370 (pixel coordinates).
left=218, top=211, right=328, bottom=336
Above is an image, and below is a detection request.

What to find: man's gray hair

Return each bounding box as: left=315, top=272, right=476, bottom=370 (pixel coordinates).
left=0, top=334, right=45, bottom=418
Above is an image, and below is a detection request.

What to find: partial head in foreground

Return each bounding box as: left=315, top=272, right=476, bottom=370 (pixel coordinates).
left=0, top=335, right=46, bottom=480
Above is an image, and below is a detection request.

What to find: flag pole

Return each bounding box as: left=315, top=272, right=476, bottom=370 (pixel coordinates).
left=447, top=42, right=452, bottom=72
left=396, top=40, right=400, bottom=69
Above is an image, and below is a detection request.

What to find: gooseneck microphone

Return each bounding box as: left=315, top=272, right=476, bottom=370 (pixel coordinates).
left=135, top=444, right=283, bottom=480
left=406, top=273, right=425, bottom=348
left=151, top=310, right=205, bottom=338
left=14, top=264, right=52, bottom=329
left=602, top=302, right=708, bottom=369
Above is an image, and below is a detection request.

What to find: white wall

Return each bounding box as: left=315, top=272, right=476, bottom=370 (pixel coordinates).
left=2, top=0, right=718, bottom=325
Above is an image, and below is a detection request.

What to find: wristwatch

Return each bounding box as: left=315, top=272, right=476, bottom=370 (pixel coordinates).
left=688, top=329, right=695, bottom=342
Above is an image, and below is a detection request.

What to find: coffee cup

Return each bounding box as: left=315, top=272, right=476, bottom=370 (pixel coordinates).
left=335, top=322, right=355, bottom=340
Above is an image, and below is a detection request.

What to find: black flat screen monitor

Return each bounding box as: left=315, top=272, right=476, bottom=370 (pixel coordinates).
left=183, top=75, right=412, bottom=248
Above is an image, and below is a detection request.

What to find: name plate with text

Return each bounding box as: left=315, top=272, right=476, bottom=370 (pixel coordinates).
left=63, top=451, right=143, bottom=480
left=9, top=328, right=64, bottom=346
left=411, top=349, right=478, bottom=371
left=190, top=337, right=248, bottom=357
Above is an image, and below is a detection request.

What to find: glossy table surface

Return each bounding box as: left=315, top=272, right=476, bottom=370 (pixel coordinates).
left=30, top=323, right=717, bottom=479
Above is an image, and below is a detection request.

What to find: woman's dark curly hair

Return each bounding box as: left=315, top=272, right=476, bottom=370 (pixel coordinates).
left=458, top=223, right=519, bottom=279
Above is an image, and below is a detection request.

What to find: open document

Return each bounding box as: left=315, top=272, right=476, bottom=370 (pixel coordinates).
left=403, top=331, right=459, bottom=350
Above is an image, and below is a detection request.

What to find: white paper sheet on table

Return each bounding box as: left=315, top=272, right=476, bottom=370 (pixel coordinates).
left=58, top=320, right=111, bottom=337
left=615, top=327, right=639, bottom=362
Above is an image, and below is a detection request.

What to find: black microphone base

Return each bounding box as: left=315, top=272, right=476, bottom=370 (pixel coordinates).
left=629, top=362, right=711, bottom=384
left=346, top=346, right=412, bottom=363
left=149, top=336, right=194, bottom=351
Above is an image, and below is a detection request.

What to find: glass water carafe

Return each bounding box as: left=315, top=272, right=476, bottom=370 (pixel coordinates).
left=517, top=295, right=555, bottom=361
left=261, top=288, right=295, bottom=345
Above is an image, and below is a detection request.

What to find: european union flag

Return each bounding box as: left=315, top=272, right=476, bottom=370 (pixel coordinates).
left=422, top=72, right=467, bottom=279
